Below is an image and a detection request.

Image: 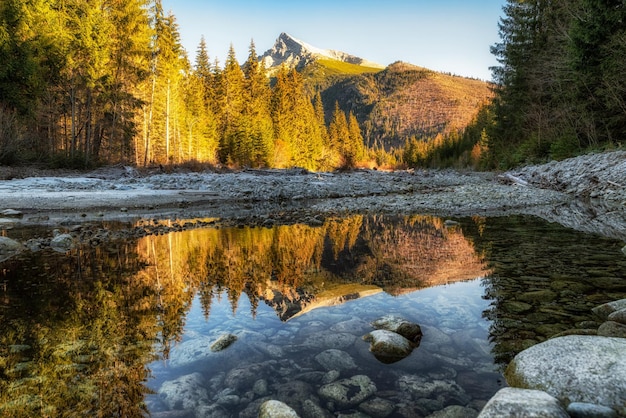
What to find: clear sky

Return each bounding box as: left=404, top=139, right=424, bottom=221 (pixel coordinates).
left=161, top=0, right=506, bottom=81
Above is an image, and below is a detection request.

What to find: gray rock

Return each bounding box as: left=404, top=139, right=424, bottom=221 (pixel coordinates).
left=592, top=299, right=626, bottom=320
left=397, top=375, right=470, bottom=406
left=363, top=329, right=413, bottom=363
left=210, top=333, right=237, bottom=352
left=477, top=387, right=568, bottom=418
left=622, top=245, right=626, bottom=256
left=427, top=405, right=478, bottom=418
left=258, top=400, right=299, bottom=418
left=318, top=374, right=377, bottom=409
left=302, top=399, right=333, bottom=418
left=314, top=349, right=357, bottom=372
left=0, top=236, right=22, bottom=258
left=597, top=321, right=626, bottom=338
left=505, top=335, right=626, bottom=415
left=253, top=379, right=269, bottom=396
left=158, top=372, right=209, bottom=410
left=50, top=233, right=74, bottom=252
left=195, top=404, right=230, bottom=418
left=370, top=314, right=422, bottom=342
left=358, top=396, right=396, bottom=417
left=0, top=209, right=22, bottom=218
left=607, top=308, right=626, bottom=325
left=566, top=402, right=618, bottom=418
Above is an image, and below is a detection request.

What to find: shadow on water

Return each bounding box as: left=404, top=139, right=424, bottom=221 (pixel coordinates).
left=0, top=214, right=624, bottom=416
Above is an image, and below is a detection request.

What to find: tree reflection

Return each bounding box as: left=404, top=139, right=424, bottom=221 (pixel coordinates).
left=0, top=214, right=491, bottom=416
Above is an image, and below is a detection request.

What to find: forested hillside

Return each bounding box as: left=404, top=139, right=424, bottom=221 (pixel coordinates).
left=483, top=0, right=626, bottom=168
left=0, top=1, right=366, bottom=170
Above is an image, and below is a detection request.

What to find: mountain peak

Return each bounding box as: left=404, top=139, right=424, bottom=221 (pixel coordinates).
left=260, top=33, right=384, bottom=71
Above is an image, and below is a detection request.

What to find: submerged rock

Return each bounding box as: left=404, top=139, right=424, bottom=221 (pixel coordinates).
left=566, top=402, right=618, bottom=418
left=210, top=333, right=237, bottom=352
left=314, top=349, right=357, bottom=372
left=370, top=314, right=423, bottom=342
left=0, top=236, right=22, bottom=255
left=318, top=374, right=377, bottom=409
left=592, top=299, right=626, bottom=320
left=477, top=387, right=568, bottom=418
left=158, top=372, right=209, bottom=410
left=504, top=335, right=626, bottom=415
left=597, top=321, right=626, bottom=338
left=363, top=329, right=413, bottom=363
left=259, top=400, right=299, bottom=418
left=607, top=308, right=626, bottom=325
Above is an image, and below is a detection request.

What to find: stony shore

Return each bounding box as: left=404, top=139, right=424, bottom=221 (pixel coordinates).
left=0, top=150, right=625, bottom=242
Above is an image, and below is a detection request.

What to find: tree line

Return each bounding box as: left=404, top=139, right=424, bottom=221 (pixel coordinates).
left=0, top=0, right=365, bottom=170
left=481, top=0, right=626, bottom=168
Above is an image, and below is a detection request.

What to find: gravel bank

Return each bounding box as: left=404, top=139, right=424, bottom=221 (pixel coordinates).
left=0, top=151, right=625, bottom=239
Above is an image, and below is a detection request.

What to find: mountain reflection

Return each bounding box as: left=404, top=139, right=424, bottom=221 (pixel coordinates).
left=136, top=215, right=492, bottom=322
left=0, top=215, right=490, bottom=416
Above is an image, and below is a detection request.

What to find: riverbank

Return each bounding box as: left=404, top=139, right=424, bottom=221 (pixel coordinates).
left=1, top=150, right=625, bottom=241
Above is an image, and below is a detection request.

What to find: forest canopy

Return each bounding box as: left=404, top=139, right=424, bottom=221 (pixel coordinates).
left=0, top=0, right=364, bottom=170
left=482, top=0, right=626, bottom=168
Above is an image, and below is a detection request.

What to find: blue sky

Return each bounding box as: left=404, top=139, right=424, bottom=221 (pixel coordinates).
left=161, top=0, right=506, bottom=80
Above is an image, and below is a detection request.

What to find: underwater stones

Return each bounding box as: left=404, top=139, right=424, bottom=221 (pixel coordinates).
left=477, top=387, right=568, bottom=418
left=592, top=299, right=626, bottom=320
left=608, top=308, right=626, bottom=325
left=210, top=333, right=237, bottom=352
left=427, top=405, right=479, bottom=418
left=158, top=372, right=209, bottom=410
left=318, top=375, right=377, bottom=409
left=504, top=335, right=626, bottom=415
left=518, top=290, right=557, bottom=303
left=314, top=349, right=357, bottom=372
left=370, top=314, right=423, bottom=342
left=501, top=300, right=533, bottom=314
left=363, top=329, right=413, bottom=364
left=258, top=400, right=299, bottom=418
left=597, top=321, right=626, bottom=338
left=397, top=375, right=471, bottom=407
left=358, top=397, right=396, bottom=417
left=566, top=402, right=618, bottom=418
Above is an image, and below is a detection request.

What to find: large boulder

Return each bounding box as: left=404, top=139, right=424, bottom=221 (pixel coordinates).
left=477, top=387, right=568, bottom=418
left=504, top=335, right=626, bottom=415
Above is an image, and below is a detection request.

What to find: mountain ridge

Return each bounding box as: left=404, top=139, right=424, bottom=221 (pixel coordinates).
left=260, top=32, right=385, bottom=72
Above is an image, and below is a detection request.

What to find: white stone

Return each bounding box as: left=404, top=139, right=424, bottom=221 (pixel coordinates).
left=50, top=233, right=74, bottom=252
left=363, top=329, right=413, bottom=363
left=158, top=372, right=209, bottom=410
left=477, top=387, right=568, bottom=418
left=259, top=400, right=300, bottom=418
left=504, top=336, right=626, bottom=415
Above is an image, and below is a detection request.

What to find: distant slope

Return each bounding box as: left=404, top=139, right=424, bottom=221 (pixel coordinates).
left=260, top=33, right=493, bottom=150
left=318, top=62, right=493, bottom=149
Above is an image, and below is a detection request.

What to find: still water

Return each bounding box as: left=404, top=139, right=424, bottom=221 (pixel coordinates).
left=0, top=215, right=625, bottom=417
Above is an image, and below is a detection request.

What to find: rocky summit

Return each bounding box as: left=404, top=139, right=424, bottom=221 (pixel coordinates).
left=259, top=32, right=384, bottom=71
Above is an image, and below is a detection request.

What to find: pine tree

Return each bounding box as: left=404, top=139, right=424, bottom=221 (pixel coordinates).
left=217, top=44, right=245, bottom=165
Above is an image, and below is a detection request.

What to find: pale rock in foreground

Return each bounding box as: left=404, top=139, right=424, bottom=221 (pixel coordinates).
left=477, top=387, right=568, bottom=417
left=504, top=335, right=626, bottom=415
left=258, top=400, right=300, bottom=418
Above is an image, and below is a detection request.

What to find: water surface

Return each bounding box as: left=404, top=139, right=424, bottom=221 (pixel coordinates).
left=0, top=215, right=624, bottom=417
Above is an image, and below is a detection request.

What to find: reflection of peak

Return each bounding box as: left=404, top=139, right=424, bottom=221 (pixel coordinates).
left=263, top=283, right=383, bottom=321
left=260, top=32, right=384, bottom=70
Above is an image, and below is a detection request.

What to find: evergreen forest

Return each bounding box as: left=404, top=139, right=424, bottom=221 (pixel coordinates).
left=0, top=0, right=624, bottom=171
